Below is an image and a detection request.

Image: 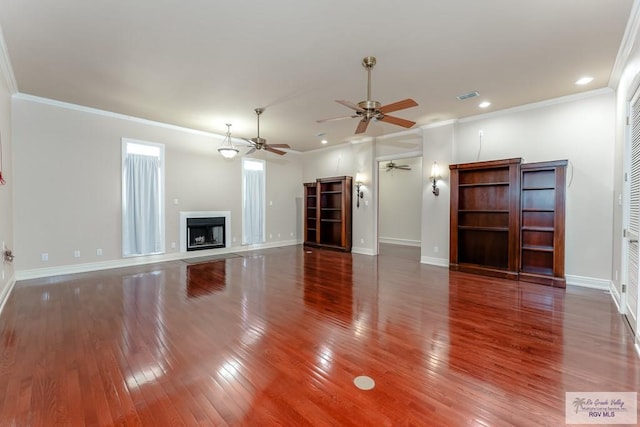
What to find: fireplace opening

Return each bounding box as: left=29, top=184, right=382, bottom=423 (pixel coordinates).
left=187, top=217, right=225, bottom=251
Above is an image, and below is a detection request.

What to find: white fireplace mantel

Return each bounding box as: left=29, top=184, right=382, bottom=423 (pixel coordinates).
left=179, top=211, right=231, bottom=253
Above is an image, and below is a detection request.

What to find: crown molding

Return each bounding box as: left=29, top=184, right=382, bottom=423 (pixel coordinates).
left=458, top=88, right=613, bottom=124
left=609, top=0, right=640, bottom=88
left=420, top=119, right=458, bottom=130
left=375, top=127, right=422, bottom=140
left=13, top=92, right=226, bottom=138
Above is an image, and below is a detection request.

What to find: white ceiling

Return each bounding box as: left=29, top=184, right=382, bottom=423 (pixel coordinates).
left=0, top=1, right=634, bottom=152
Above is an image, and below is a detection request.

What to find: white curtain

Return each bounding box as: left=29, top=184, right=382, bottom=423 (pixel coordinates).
left=123, top=153, right=162, bottom=256
left=243, top=166, right=265, bottom=244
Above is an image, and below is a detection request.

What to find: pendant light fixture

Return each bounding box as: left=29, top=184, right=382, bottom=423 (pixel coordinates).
left=218, top=123, right=239, bottom=159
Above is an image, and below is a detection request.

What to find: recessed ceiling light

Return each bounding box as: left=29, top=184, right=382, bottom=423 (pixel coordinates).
left=575, top=77, right=594, bottom=85
left=321, top=139, right=328, bottom=144
left=479, top=101, right=491, bottom=108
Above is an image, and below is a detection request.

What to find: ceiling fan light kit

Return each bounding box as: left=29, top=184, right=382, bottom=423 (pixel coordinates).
left=317, top=56, right=419, bottom=135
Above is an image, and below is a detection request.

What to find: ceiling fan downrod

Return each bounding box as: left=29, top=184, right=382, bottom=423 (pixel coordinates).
left=255, top=108, right=263, bottom=139
left=359, top=57, right=381, bottom=115
left=362, top=56, right=376, bottom=102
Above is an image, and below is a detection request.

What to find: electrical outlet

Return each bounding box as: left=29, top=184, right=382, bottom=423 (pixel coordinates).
left=41, top=253, right=48, bottom=262
left=360, top=238, right=364, bottom=244
left=96, top=248, right=103, bottom=256
left=434, top=246, right=439, bottom=253
left=74, top=250, right=81, bottom=258
left=170, top=242, right=176, bottom=249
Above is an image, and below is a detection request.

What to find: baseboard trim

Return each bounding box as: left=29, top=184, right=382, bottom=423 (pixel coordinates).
left=565, top=274, right=610, bottom=290
left=378, top=238, right=421, bottom=247
left=0, top=274, right=16, bottom=314
left=16, top=240, right=301, bottom=280
left=609, top=282, right=623, bottom=313
left=420, top=256, right=449, bottom=267
left=352, top=247, right=375, bottom=256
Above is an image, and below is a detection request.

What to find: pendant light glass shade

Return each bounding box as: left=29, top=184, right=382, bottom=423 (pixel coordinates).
left=218, top=123, right=239, bottom=159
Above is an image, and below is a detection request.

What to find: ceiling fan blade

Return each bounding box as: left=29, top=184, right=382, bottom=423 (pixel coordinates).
left=317, top=114, right=359, bottom=123
left=378, top=98, right=418, bottom=114
left=242, top=138, right=256, bottom=146
left=336, top=100, right=364, bottom=112
left=268, top=144, right=290, bottom=148
left=397, top=166, right=412, bottom=170
left=379, top=115, right=416, bottom=128
left=246, top=147, right=257, bottom=155
left=355, top=119, right=370, bottom=134
left=266, top=146, right=286, bottom=155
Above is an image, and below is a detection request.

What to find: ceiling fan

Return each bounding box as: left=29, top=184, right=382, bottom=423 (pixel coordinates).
left=384, top=161, right=411, bottom=171
left=243, top=108, right=290, bottom=155
left=317, top=56, right=418, bottom=134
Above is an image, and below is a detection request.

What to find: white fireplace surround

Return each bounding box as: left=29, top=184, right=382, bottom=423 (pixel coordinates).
left=179, top=211, right=231, bottom=253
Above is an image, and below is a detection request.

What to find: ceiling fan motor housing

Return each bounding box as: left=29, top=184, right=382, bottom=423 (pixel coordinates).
left=358, top=100, right=381, bottom=110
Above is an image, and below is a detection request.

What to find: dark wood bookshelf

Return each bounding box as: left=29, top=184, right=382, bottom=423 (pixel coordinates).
left=449, top=157, right=567, bottom=288
left=303, top=176, right=352, bottom=252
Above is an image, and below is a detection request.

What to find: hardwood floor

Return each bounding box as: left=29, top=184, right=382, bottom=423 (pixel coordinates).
left=0, top=245, right=637, bottom=426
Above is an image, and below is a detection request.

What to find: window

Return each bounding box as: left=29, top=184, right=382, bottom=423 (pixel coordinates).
left=122, top=139, right=165, bottom=256
left=242, top=158, right=265, bottom=245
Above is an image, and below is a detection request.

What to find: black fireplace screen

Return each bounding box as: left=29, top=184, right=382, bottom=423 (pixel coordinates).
left=186, top=217, right=225, bottom=251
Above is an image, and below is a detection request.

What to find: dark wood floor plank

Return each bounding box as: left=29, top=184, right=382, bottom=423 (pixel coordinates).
left=0, top=244, right=637, bottom=425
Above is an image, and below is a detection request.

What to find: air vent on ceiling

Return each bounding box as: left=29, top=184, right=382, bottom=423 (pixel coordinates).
left=457, top=91, right=480, bottom=100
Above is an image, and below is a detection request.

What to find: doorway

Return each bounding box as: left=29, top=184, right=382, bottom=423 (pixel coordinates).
left=377, top=156, right=422, bottom=261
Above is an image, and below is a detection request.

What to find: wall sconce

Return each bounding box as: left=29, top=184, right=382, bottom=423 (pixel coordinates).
left=355, top=173, right=364, bottom=208
left=430, top=161, right=440, bottom=196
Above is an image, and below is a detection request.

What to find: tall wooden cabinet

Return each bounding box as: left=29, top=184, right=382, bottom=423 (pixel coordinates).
left=449, top=158, right=522, bottom=280
left=303, top=182, right=318, bottom=245
left=519, top=160, right=567, bottom=287
left=449, top=158, right=567, bottom=287
left=303, top=176, right=352, bottom=252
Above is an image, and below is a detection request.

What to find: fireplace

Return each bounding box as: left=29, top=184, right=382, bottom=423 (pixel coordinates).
left=179, top=211, right=231, bottom=253
left=187, top=217, right=225, bottom=251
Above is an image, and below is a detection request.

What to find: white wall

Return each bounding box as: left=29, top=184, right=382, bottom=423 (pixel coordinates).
left=421, top=122, right=454, bottom=266
left=301, top=141, right=376, bottom=254
left=378, top=156, right=422, bottom=245
left=12, top=96, right=302, bottom=274
left=0, top=54, right=14, bottom=302
left=419, top=92, right=616, bottom=283
left=9, top=89, right=619, bottom=287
